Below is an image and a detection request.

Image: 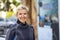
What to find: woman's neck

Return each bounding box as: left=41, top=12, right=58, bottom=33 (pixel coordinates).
left=17, top=19, right=26, bottom=24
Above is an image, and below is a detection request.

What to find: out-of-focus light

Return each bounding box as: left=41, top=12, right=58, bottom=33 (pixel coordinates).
left=9, top=0, right=13, bottom=3
left=0, top=2, right=4, bottom=9
left=13, top=8, right=16, bottom=14
left=10, top=4, right=16, bottom=9
left=16, top=0, right=22, bottom=3
left=1, top=11, right=6, bottom=18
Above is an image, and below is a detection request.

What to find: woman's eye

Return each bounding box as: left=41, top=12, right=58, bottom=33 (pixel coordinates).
left=24, top=13, right=27, bottom=15
left=19, top=13, right=22, bottom=15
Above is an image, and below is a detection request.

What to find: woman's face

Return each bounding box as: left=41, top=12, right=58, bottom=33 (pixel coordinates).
left=16, top=9, right=28, bottom=23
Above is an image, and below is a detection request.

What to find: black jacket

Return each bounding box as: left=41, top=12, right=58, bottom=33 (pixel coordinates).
left=6, top=20, right=35, bottom=40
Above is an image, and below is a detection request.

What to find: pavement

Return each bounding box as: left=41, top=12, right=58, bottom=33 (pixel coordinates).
left=0, top=35, right=6, bottom=40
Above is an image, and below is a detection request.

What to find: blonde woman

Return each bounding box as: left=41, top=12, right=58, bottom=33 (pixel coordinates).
left=6, top=5, right=35, bottom=40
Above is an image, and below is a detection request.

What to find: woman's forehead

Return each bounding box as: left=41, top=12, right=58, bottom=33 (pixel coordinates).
left=18, top=9, right=27, bottom=13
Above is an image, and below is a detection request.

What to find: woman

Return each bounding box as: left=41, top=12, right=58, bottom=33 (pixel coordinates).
left=6, top=5, right=35, bottom=40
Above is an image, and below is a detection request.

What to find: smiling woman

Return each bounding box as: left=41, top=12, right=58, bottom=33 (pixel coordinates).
left=15, top=5, right=29, bottom=23
left=6, top=5, right=35, bottom=40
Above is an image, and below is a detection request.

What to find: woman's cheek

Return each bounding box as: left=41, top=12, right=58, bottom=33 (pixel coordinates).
left=24, top=15, right=27, bottom=18
left=18, top=15, right=21, bottom=19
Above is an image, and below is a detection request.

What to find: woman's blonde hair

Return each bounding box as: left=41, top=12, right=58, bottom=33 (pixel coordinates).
left=16, top=4, right=29, bottom=14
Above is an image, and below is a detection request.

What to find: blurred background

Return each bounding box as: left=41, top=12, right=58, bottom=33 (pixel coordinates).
left=37, top=0, right=58, bottom=40
left=0, top=0, right=37, bottom=40
left=0, top=0, right=59, bottom=40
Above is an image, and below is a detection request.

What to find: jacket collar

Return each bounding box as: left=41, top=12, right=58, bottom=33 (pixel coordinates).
left=17, top=20, right=28, bottom=29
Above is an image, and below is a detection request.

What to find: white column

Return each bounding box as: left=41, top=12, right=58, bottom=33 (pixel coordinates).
left=58, top=0, right=60, bottom=40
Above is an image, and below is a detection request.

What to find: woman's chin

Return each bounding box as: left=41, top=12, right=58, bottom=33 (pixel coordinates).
left=20, top=20, right=26, bottom=23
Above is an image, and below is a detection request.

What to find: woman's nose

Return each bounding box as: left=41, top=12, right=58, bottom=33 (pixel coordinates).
left=21, top=14, right=24, bottom=17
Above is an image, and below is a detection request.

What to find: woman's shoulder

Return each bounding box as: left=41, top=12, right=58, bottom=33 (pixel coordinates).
left=27, top=24, right=33, bottom=27
left=7, top=24, right=18, bottom=34
left=27, top=24, right=34, bottom=30
left=9, top=23, right=18, bottom=30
